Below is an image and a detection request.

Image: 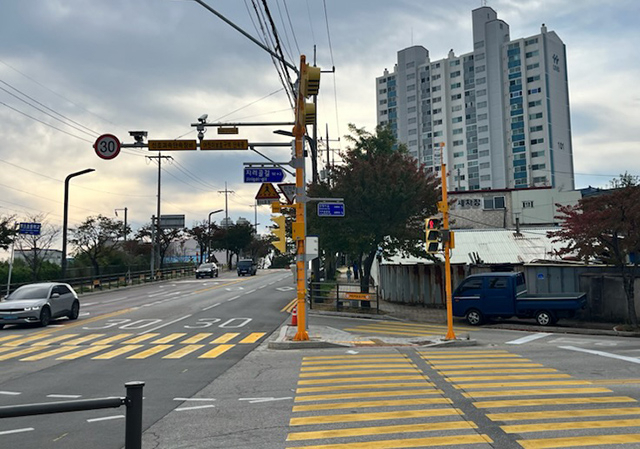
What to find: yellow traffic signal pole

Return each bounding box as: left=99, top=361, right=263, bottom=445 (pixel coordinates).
left=440, top=147, right=456, bottom=341
left=293, top=56, right=309, bottom=341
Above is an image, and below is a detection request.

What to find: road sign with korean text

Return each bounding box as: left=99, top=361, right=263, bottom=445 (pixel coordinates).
left=148, top=140, right=197, bottom=151
left=244, top=168, right=285, bottom=183
left=19, top=222, right=41, bottom=235
left=201, top=139, right=248, bottom=150
left=317, top=202, right=345, bottom=217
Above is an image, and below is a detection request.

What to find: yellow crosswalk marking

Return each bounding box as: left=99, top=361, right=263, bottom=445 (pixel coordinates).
left=518, top=434, right=640, bottom=449
left=0, top=347, right=44, bottom=360
left=57, top=345, right=112, bottom=360
left=0, top=334, right=22, bottom=343
left=441, top=368, right=558, bottom=375
left=303, top=354, right=402, bottom=360
left=122, top=334, right=160, bottom=344
left=92, top=345, right=143, bottom=360
left=180, top=333, right=213, bottom=344
left=292, top=397, right=452, bottom=412
left=301, top=364, right=416, bottom=371
left=463, top=387, right=613, bottom=399
left=286, top=434, right=491, bottom=447
left=21, top=346, right=78, bottom=361
left=286, top=421, right=478, bottom=441
left=429, top=359, right=533, bottom=365
left=302, top=357, right=408, bottom=365
left=210, top=333, right=239, bottom=344
left=435, top=363, right=543, bottom=369
left=31, top=334, right=79, bottom=346
left=300, top=369, right=420, bottom=378
left=448, top=374, right=572, bottom=382
left=297, top=383, right=433, bottom=394
left=91, top=334, right=133, bottom=345
left=343, top=328, right=443, bottom=337
left=455, top=380, right=593, bottom=389
left=199, top=344, right=234, bottom=359
left=475, top=396, right=637, bottom=408
left=152, top=333, right=186, bottom=344
left=295, top=389, right=442, bottom=402
left=238, top=333, right=265, bottom=344
left=62, top=334, right=106, bottom=345
left=298, top=377, right=429, bottom=387
left=423, top=354, right=523, bottom=359
left=163, top=344, right=205, bottom=359
left=128, top=344, right=173, bottom=359
left=488, top=407, right=640, bottom=421
left=5, top=334, right=51, bottom=346
left=504, top=418, right=640, bottom=434
left=290, top=408, right=463, bottom=426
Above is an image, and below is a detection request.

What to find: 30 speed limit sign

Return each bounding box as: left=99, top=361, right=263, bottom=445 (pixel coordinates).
left=94, top=134, right=121, bottom=160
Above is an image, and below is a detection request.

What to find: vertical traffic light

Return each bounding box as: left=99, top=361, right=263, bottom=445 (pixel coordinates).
left=426, top=218, right=441, bottom=254
left=270, top=215, right=286, bottom=253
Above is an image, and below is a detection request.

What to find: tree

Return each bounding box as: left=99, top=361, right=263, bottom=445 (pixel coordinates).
left=549, top=176, right=640, bottom=328
left=70, top=215, right=126, bottom=276
left=0, top=215, right=17, bottom=250
left=308, top=124, right=440, bottom=292
left=14, top=214, right=60, bottom=281
left=210, top=222, right=254, bottom=268
left=186, top=220, right=219, bottom=264
left=136, top=224, right=185, bottom=269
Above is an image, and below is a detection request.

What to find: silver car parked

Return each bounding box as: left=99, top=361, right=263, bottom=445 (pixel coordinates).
left=0, top=282, right=80, bottom=328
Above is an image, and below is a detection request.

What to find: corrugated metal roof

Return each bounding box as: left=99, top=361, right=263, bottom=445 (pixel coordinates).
left=384, top=228, right=564, bottom=265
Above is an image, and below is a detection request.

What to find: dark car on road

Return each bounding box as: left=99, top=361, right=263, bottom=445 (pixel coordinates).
left=237, top=259, right=257, bottom=276
left=195, top=262, right=219, bottom=279
left=0, top=282, right=80, bottom=328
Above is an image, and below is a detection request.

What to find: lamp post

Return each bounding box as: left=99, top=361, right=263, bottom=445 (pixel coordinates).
left=61, top=168, right=95, bottom=278
left=207, top=209, right=224, bottom=263
left=115, top=207, right=128, bottom=241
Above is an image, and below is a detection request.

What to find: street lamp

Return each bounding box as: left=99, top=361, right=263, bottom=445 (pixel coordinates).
left=207, top=209, right=224, bottom=262
left=61, top=168, right=95, bottom=278
left=115, top=207, right=128, bottom=241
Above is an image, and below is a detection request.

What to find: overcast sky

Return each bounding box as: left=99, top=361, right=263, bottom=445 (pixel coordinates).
left=0, top=0, right=638, bottom=246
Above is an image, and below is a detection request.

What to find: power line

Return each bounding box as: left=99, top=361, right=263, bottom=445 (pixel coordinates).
left=282, top=0, right=301, bottom=55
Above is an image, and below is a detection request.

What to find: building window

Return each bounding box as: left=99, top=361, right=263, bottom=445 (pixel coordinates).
left=529, top=112, right=543, bottom=120
left=526, top=50, right=539, bottom=58
left=476, top=53, right=485, bottom=61
left=477, top=77, right=486, bottom=85
left=379, top=99, right=387, bottom=105
left=407, top=73, right=415, bottom=80
left=531, top=163, right=546, bottom=170
left=451, top=82, right=461, bottom=89
left=525, top=37, right=539, bottom=46
left=531, top=150, right=545, bottom=158
left=451, top=93, right=462, bottom=101
left=379, top=89, right=387, bottom=94
left=452, top=116, right=463, bottom=123
left=478, top=125, right=488, bottom=132
left=453, top=152, right=464, bottom=158
left=434, top=131, right=443, bottom=137
left=408, top=106, right=416, bottom=113
left=533, top=176, right=548, bottom=183
left=476, top=65, right=486, bottom=73
left=433, top=108, right=442, bottom=114
left=408, top=84, right=415, bottom=91
left=529, top=99, right=542, bottom=107
left=406, top=61, right=415, bottom=69
left=432, top=73, right=441, bottom=80
left=451, top=70, right=461, bottom=78
left=484, top=196, right=506, bottom=210
left=480, top=162, right=490, bottom=169
left=452, top=105, right=462, bottom=112
left=530, top=125, right=543, bottom=132
left=450, top=60, right=460, bottom=67
left=453, top=128, right=463, bottom=135
left=479, top=150, right=489, bottom=157
left=478, top=113, right=488, bottom=121
left=477, top=89, right=487, bottom=96
left=527, top=62, right=540, bottom=70
left=453, top=140, right=464, bottom=146
left=432, top=85, right=441, bottom=92
left=433, top=119, right=443, bottom=125
left=477, top=101, right=487, bottom=108
left=527, top=75, right=541, bottom=83
left=433, top=97, right=442, bottom=103
left=479, top=137, right=489, bottom=144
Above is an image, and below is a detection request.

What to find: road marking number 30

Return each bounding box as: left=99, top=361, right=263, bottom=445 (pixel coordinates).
left=84, top=317, right=252, bottom=330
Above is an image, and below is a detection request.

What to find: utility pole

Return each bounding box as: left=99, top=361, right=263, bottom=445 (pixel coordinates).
left=147, top=154, right=172, bottom=277
left=438, top=143, right=456, bottom=341
left=218, top=182, right=234, bottom=269
left=249, top=202, right=258, bottom=232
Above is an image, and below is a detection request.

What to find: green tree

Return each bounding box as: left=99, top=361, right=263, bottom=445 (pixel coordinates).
left=14, top=214, right=60, bottom=281
left=70, top=215, right=126, bottom=276
left=211, top=222, right=254, bottom=268
left=186, top=220, right=219, bottom=264
left=136, top=224, right=185, bottom=269
left=549, top=175, right=640, bottom=328
left=0, top=215, right=17, bottom=250
left=308, top=124, right=440, bottom=292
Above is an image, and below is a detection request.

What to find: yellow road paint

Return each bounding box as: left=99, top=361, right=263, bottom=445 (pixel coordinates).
left=180, top=333, right=213, bottom=344
left=163, top=344, right=205, bottom=359
left=57, top=345, right=112, bottom=360
left=289, top=408, right=463, bottom=426
left=292, top=397, right=452, bottom=412
left=504, top=418, right=640, bottom=434
left=20, top=346, right=78, bottom=361
left=0, top=334, right=23, bottom=343
left=300, top=369, right=419, bottom=378
left=298, top=376, right=429, bottom=385
left=122, top=333, right=160, bottom=344
left=590, top=379, right=640, bottom=385
left=91, top=334, right=133, bottom=345
left=441, top=368, right=558, bottom=375
left=286, top=435, right=492, bottom=448
left=295, top=389, right=442, bottom=402
left=239, top=333, right=265, bottom=344
left=152, top=333, right=187, bottom=344
left=488, top=407, right=640, bottom=422
left=476, top=396, right=637, bottom=408
left=434, top=363, right=543, bottom=369
left=62, top=334, right=106, bottom=345
left=281, top=298, right=297, bottom=313
left=343, top=328, right=443, bottom=337
left=286, top=421, right=478, bottom=441
left=0, top=347, right=45, bottom=360
left=92, top=345, right=143, bottom=360
left=32, top=334, right=79, bottom=346
left=463, top=387, right=613, bottom=398
left=127, top=344, right=173, bottom=359
left=429, top=359, right=533, bottom=365
left=5, top=334, right=52, bottom=346
left=419, top=350, right=509, bottom=355
left=303, top=354, right=402, bottom=360
left=449, top=374, right=572, bottom=382
left=423, top=354, right=523, bottom=359
left=199, top=344, right=234, bottom=359
left=297, top=383, right=435, bottom=393
left=302, top=357, right=408, bottom=365
left=301, top=364, right=416, bottom=371
left=210, top=333, right=239, bottom=344
left=455, top=380, right=593, bottom=389
left=518, top=434, right=640, bottom=449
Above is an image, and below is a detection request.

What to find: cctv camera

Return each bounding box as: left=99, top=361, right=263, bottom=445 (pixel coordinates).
left=198, top=114, right=208, bottom=123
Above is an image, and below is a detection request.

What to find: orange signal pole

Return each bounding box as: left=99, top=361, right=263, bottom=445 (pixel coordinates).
left=440, top=144, right=456, bottom=341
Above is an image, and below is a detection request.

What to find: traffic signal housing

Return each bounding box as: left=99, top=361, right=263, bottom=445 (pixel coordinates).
left=426, top=218, right=441, bottom=254
left=270, top=215, right=286, bottom=253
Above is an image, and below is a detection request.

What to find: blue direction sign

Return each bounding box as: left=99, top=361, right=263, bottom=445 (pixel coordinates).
left=244, top=168, right=285, bottom=183
left=317, top=202, right=345, bottom=217
left=19, top=222, right=41, bottom=235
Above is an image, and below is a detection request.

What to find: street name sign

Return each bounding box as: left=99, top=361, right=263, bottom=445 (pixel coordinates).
left=317, top=202, right=345, bottom=217
left=148, top=140, right=197, bottom=151
left=244, top=168, right=285, bottom=183
left=94, top=134, right=121, bottom=160
left=19, top=222, right=41, bottom=235
left=201, top=139, right=248, bottom=150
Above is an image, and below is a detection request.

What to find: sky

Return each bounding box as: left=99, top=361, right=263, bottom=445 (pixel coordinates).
left=0, top=0, right=638, bottom=250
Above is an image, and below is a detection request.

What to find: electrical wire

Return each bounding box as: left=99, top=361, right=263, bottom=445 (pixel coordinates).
left=282, top=0, right=301, bottom=56
left=213, top=88, right=284, bottom=122
left=274, top=0, right=295, bottom=63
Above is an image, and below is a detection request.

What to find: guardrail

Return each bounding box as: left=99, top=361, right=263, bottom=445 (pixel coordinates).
left=0, top=381, right=145, bottom=449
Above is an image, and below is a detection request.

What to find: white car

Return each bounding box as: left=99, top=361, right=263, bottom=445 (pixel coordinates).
left=0, top=282, right=80, bottom=328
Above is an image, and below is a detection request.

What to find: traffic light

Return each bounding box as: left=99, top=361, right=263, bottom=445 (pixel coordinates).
left=301, top=64, right=321, bottom=97
left=270, top=215, right=286, bottom=253
left=426, top=218, right=441, bottom=254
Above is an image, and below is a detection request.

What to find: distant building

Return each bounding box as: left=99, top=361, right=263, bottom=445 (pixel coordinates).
left=14, top=249, right=63, bottom=266
left=376, top=6, right=574, bottom=192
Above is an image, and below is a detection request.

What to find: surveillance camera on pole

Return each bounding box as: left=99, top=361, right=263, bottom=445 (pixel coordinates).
left=129, top=131, right=148, bottom=146
left=197, top=114, right=208, bottom=141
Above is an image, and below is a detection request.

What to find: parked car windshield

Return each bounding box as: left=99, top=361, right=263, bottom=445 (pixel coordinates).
left=238, top=261, right=253, bottom=268
left=7, top=285, right=51, bottom=300
left=198, top=264, right=213, bottom=270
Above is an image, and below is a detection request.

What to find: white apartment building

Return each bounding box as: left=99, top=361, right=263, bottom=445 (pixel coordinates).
left=376, top=6, right=575, bottom=192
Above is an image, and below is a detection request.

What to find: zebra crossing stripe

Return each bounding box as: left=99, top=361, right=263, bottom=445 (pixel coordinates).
left=20, top=346, right=78, bottom=361
left=92, top=345, right=143, bottom=360
left=62, top=334, right=106, bottom=345
left=163, top=345, right=205, bottom=359
left=151, top=333, right=186, bottom=344
left=199, top=344, right=234, bottom=359
left=32, top=335, right=79, bottom=346
left=239, top=333, right=265, bottom=344
left=0, top=347, right=43, bottom=360
left=128, top=345, right=173, bottom=359
left=211, top=333, right=239, bottom=344
left=57, top=345, right=112, bottom=360
left=122, top=333, right=160, bottom=344
left=91, top=334, right=133, bottom=345
left=180, top=333, right=213, bottom=344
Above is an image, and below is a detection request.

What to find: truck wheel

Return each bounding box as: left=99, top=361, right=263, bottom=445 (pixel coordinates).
left=535, top=310, right=556, bottom=326
left=466, top=309, right=484, bottom=326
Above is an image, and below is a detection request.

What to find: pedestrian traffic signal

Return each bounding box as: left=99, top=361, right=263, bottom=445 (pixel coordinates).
left=426, top=218, right=441, bottom=253
left=270, top=215, right=286, bottom=253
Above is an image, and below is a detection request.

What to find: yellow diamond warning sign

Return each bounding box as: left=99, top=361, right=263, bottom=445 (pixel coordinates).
left=255, top=183, right=280, bottom=200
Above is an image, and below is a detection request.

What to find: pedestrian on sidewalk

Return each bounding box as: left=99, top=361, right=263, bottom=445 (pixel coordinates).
left=346, top=267, right=352, bottom=282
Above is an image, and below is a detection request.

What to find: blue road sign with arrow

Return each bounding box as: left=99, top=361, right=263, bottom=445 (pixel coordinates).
left=317, top=202, right=345, bottom=217
left=244, top=168, right=285, bottom=183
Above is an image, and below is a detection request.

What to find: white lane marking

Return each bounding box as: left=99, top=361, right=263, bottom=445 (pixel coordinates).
left=202, top=303, right=221, bottom=311
left=87, top=415, right=125, bottom=423
left=0, top=391, right=21, bottom=396
left=82, top=302, right=97, bottom=306
left=239, top=397, right=292, bottom=403
left=276, top=286, right=294, bottom=292
left=346, top=350, right=359, bottom=355
left=47, top=394, right=82, bottom=399
left=148, top=291, right=181, bottom=298
left=100, top=297, right=129, bottom=305
left=174, top=398, right=216, bottom=402
left=140, top=315, right=193, bottom=334
left=226, top=295, right=240, bottom=302
left=225, top=287, right=244, bottom=291
left=47, top=325, right=64, bottom=328
left=559, top=346, right=640, bottom=364
left=79, top=312, right=90, bottom=317
left=257, top=285, right=266, bottom=289
left=506, top=333, right=551, bottom=345
left=0, top=428, right=34, bottom=436
left=246, top=289, right=257, bottom=295
left=176, top=404, right=216, bottom=411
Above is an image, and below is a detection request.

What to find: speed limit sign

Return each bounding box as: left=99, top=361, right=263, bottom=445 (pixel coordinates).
left=94, top=134, right=121, bottom=160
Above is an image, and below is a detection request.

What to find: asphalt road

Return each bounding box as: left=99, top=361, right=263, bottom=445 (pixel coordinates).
left=0, top=268, right=295, bottom=449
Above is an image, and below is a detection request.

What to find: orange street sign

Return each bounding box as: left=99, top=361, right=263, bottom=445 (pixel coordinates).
left=200, top=139, right=248, bottom=150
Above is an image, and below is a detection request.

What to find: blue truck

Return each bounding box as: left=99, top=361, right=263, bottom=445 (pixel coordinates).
left=452, top=272, right=587, bottom=326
